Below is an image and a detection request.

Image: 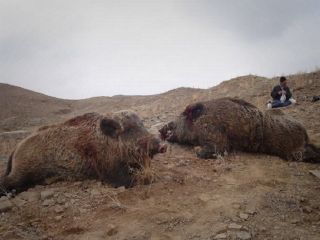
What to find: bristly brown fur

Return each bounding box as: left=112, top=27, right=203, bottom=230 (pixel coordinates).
left=0, top=111, right=162, bottom=194
left=160, top=97, right=320, bottom=162
left=227, top=98, right=257, bottom=109
left=64, top=112, right=99, bottom=126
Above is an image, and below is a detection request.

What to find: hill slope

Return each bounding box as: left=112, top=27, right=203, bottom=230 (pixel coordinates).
left=0, top=83, right=75, bottom=131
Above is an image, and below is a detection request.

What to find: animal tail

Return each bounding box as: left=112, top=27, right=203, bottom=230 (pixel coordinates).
left=0, top=152, right=13, bottom=195
left=303, top=144, right=320, bottom=163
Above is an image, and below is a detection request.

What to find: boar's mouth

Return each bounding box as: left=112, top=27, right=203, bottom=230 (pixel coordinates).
left=159, top=122, right=177, bottom=142
left=163, top=130, right=176, bottom=142
left=137, top=137, right=167, bottom=158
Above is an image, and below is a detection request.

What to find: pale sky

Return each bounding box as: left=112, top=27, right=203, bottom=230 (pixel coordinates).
left=1, top=0, right=320, bottom=99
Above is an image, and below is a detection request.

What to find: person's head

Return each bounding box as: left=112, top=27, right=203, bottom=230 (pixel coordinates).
left=280, top=76, right=287, bottom=87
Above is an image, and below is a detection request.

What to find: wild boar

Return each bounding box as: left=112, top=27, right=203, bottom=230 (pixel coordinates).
left=1, top=111, right=166, bottom=193
left=160, top=98, right=320, bottom=162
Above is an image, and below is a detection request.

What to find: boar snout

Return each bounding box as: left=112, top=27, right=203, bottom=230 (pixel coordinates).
left=159, top=121, right=176, bottom=141
left=158, top=143, right=167, bottom=153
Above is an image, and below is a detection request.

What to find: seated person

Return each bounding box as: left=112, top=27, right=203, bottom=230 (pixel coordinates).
left=270, top=76, right=296, bottom=108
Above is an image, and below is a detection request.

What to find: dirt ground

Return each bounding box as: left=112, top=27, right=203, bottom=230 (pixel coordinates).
left=1, top=144, right=320, bottom=240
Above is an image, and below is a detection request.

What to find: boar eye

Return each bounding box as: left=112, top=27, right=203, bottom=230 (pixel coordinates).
left=100, top=118, right=122, bottom=138
left=168, top=121, right=176, bottom=129
left=183, top=103, right=204, bottom=120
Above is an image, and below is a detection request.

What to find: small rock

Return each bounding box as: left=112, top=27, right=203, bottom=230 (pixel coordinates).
left=228, top=223, right=242, bottom=230
left=163, top=175, right=172, bottom=181
left=55, top=215, right=63, bottom=221
left=19, top=191, right=40, bottom=202
left=42, top=199, right=55, bottom=206
left=311, top=203, right=320, bottom=210
left=239, top=213, right=249, bottom=220
left=303, top=206, right=312, bottom=213
left=258, top=227, right=267, bottom=232
left=117, top=186, right=126, bottom=193
left=40, top=190, right=55, bottom=200
left=309, top=170, right=320, bottom=179
left=232, top=203, right=241, bottom=209
left=177, top=160, right=187, bottom=166
left=12, top=197, right=26, bottom=207
left=198, top=193, right=212, bottom=202
left=106, top=224, right=118, bottom=236
left=182, top=211, right=193, bottom=221
left=231, top=217, right=240, bottom=222
left=64, top=193, right=73, bottom=198
left=236, top=231, right=251, bottom=240
left=56, top=196, right=66, bottom=204
left=90, top=189, right=101, bottom=196
left=245, top=208, right=256, bottom=215
left=0, top=200, right=13, bottom=212
left=290, top=219, right=300, bottom=224
left=54, top=205, right=64, bottom=213
left=214, top=233, right=227, bottom=239
left=212, top=223, right=228, bottom=234
left=288, top=162, right=297, bottom=167
left=107, top=202, right=123, bottom=210
left=244, top=202, right=257, bottom=215
left=79, top=208, right=88, bottom=214
left=73, top=181, right=82, bottom=186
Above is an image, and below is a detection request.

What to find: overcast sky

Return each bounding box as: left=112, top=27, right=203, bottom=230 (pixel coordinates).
left=1, top=0, right=320, bottom=99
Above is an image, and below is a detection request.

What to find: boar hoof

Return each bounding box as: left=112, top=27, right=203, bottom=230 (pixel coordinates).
left=194, top=146, right=217, bottom=159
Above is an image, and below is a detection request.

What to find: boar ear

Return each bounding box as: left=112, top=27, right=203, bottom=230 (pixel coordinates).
left=183, top=103, right=204, bottom=120
left=100, top=118, right=122, bottom=138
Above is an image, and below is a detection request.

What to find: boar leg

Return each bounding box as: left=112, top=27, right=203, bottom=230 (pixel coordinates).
left=1, top=157, right=47, bottom=193
left=197, top=126, right=230, bottom=159
left=195, top=145, right=218, bottom=159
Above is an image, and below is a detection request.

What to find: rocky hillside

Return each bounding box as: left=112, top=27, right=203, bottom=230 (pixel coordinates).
left=0, top=84, right=74, bottom=132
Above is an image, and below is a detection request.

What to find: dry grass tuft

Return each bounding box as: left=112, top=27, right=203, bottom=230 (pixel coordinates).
left=134, top=164, right=155, bottom=185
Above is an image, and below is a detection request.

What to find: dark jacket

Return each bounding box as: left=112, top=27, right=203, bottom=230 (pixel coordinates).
left=271, top=85, right=292, bottom=101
